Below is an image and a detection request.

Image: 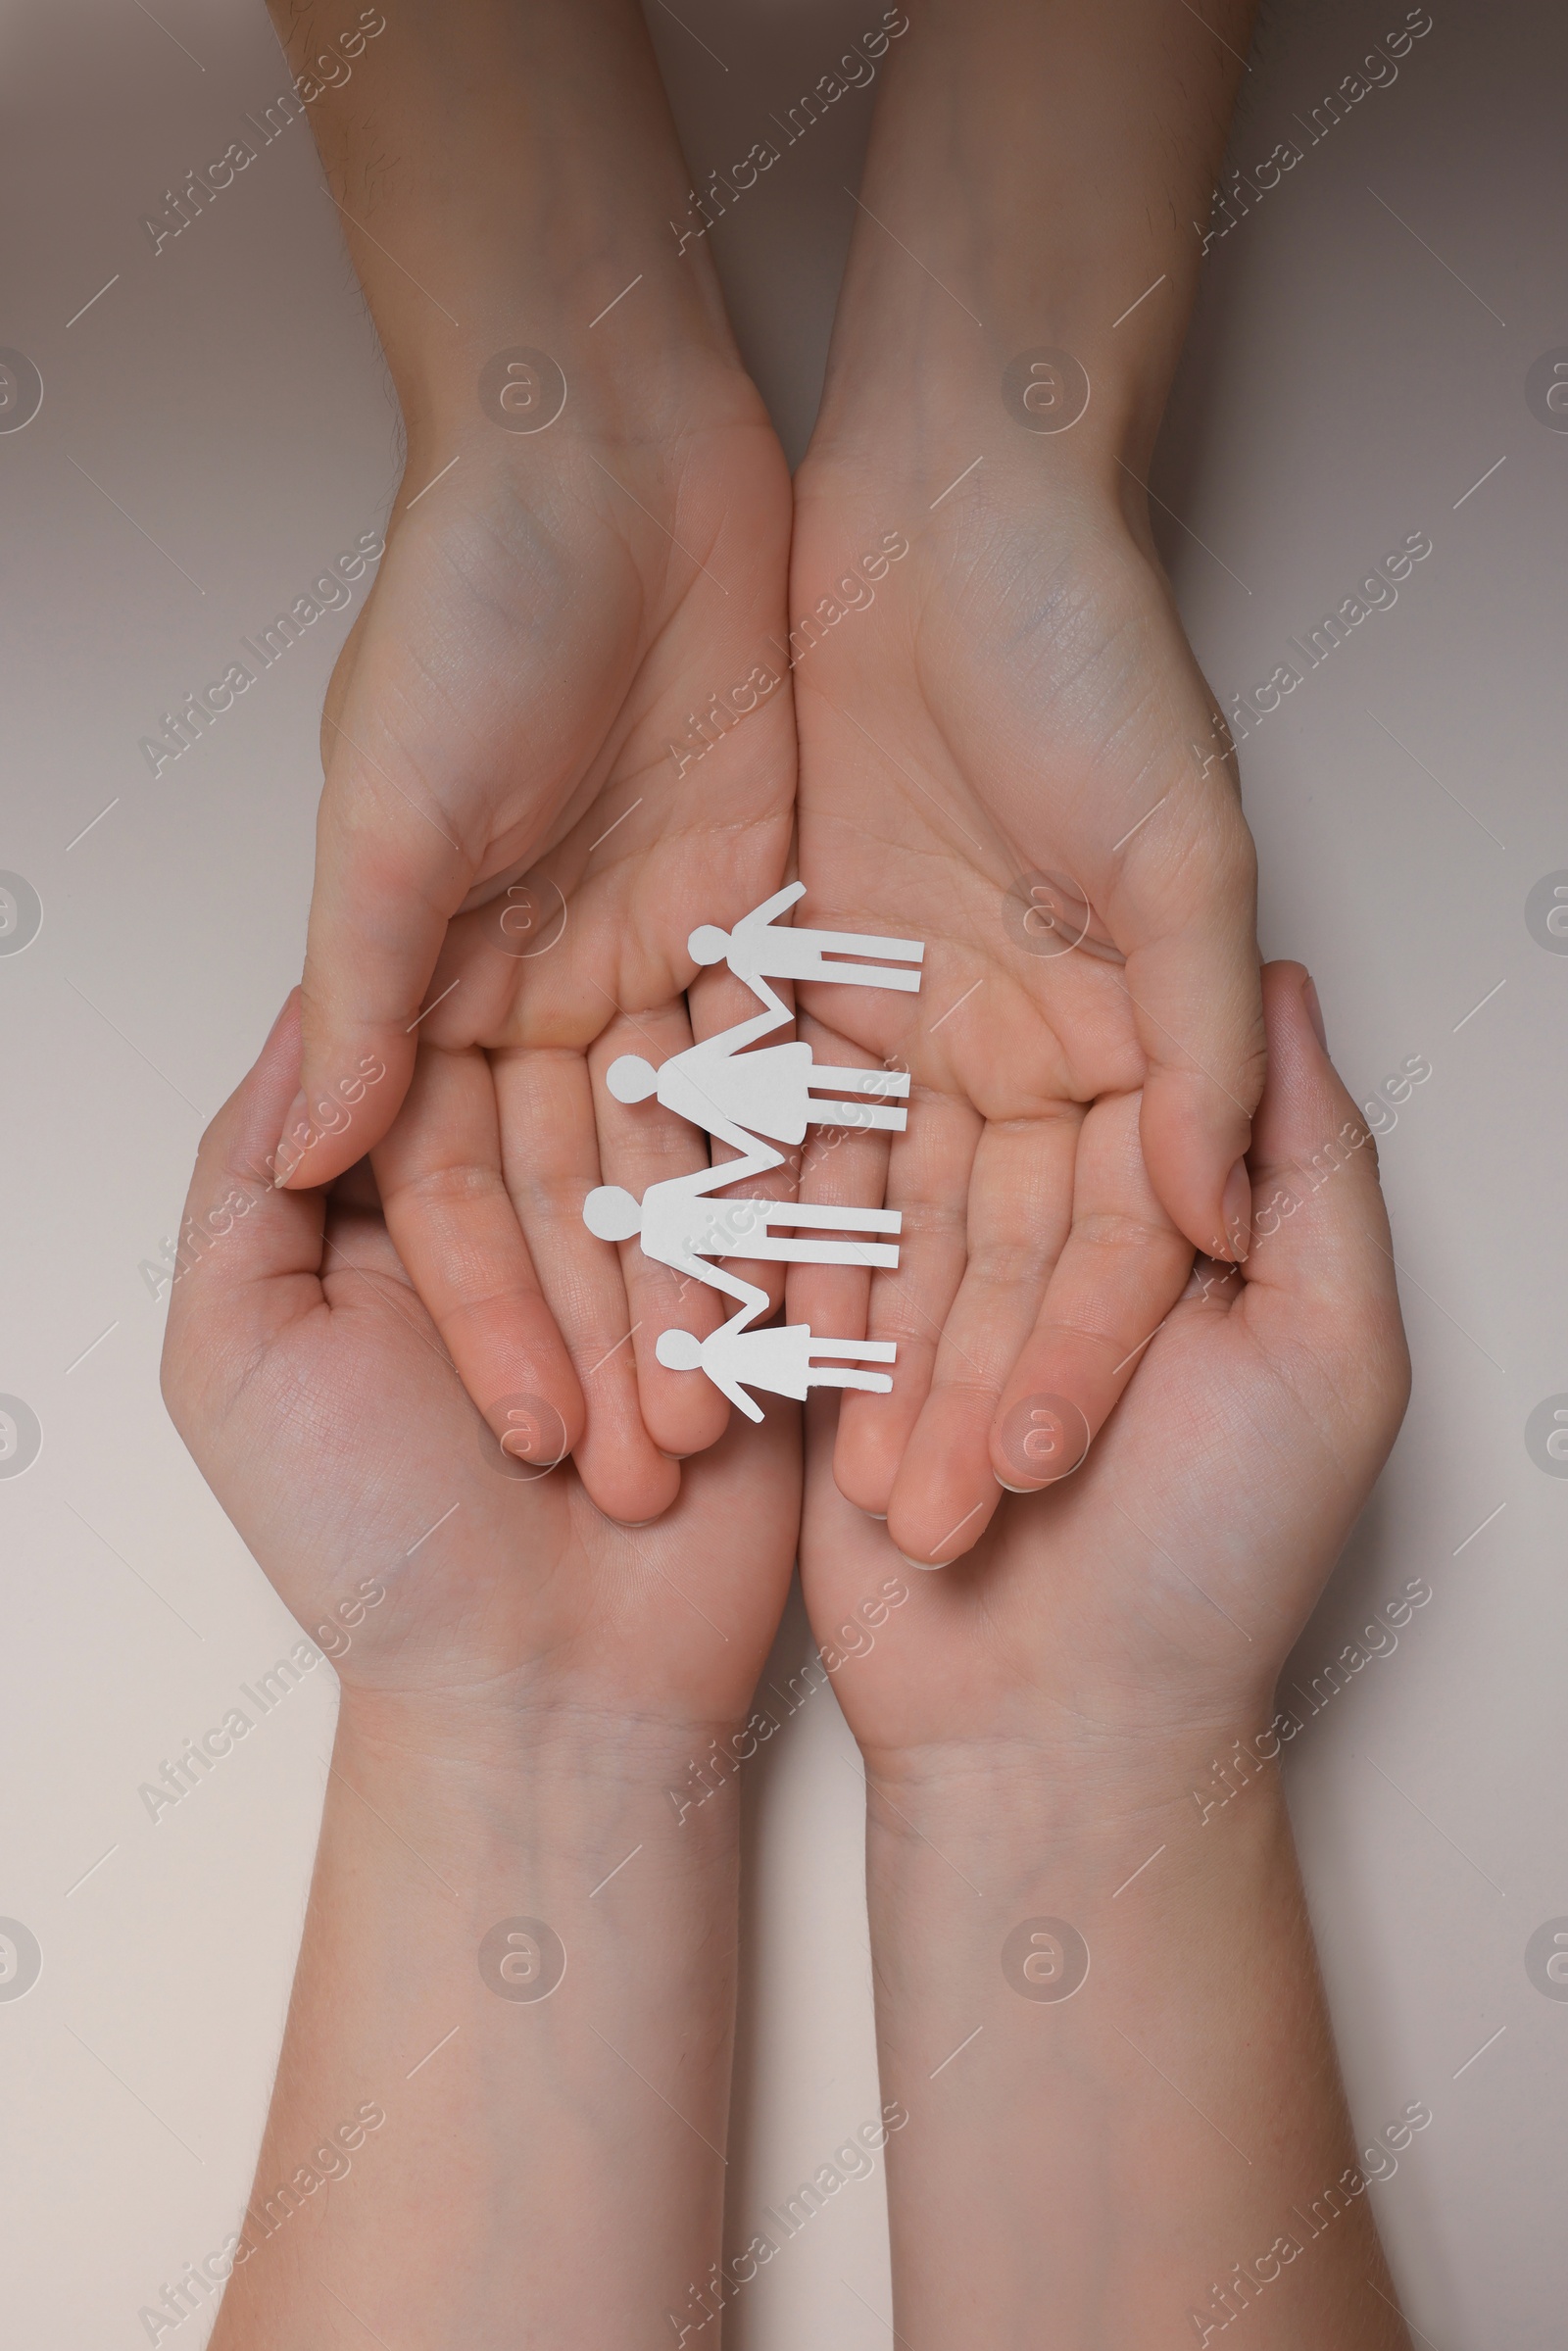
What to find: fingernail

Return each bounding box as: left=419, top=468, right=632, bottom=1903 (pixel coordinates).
left=1221, top=1157, right=1252, bottom=1261
left=995, top=1478, right=1037, bottom=1494
left=271, top=1089, right=308, bottom=1186
left=1301, top=972, right=1328, bottom=1052
left=897, top=1549, right=945, bottom=1573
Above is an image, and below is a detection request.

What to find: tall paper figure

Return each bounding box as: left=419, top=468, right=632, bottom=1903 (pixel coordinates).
left=656, top=1314, right=897, bottom=1423
left=688, top=881, right=924, bottom=1016
left=607, top=1009, right=908, bottom=1152
left=582, top=1161, right=902, bottom=1323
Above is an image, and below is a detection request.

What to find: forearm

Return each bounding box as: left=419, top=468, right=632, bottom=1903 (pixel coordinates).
left=266, top=0, right=739, bottom=443
left=816, top=0, right=1256, bottom=472
left=863, top=1738, right=1413, bottom=2348
left=210, top=1694, right=739, bottom=2348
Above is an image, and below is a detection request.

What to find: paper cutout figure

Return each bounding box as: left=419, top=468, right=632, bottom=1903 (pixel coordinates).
left=689, top=881, right=924, bottom=1015
left=656, top=1312, right=897, bottom=1422
left=583, top=1156, right=902, bottom=1326
left=583, top=890, right=925, bottom=1425
left=608, top=1004, right=909, bottom=1151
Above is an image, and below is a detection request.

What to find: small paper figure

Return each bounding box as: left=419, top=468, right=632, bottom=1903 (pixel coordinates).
left=656, top=1311, right=898, bottom=1423
left=689, top=881, right=924, bottom=1015
left=583, top=1156, right=903, bottom=1325
left=608, top=1003, right=909, bottom=1152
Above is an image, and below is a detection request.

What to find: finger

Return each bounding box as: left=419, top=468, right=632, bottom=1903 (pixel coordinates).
left=586, top=1003, right=742, bottom=1459
left=830, top=1087, right=983, bottom=1519
left=880, top=1106, right=1081, bottom=1567
left=493, top=1048, right=681, bottom=1523
left=370, top=1044, right=586, bottom=1471
left=163, top=992, right=326, bottom=1416
left=1110, top=774, right=1265, bottom=1261
left=1237, top=963, right=1407, bottom=1358
left=495, top=1045, right=681, bottom=1524
left=277, top=746, right=472, bottom=1191
left=981, top=1089, right=1193, bottom=1505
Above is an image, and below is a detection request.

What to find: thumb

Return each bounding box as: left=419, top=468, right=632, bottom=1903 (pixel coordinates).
left=276, top=727, right=472, bottom=1188
left=162, top=991, right=328, bottom=1432
left=1112, top=784, right=1266, bottom=1262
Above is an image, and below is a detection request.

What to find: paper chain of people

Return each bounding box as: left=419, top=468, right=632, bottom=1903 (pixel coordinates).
left=582, top=885, right=924, bottom=1423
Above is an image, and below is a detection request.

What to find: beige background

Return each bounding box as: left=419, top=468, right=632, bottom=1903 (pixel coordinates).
left=1, top=1, right=1564, bottom=2342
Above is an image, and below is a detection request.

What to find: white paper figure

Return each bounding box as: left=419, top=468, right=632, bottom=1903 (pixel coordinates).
left=583, top=1154, right=903, bottom=1325
left=607, top=1003, right=909, bottom=1152
left=689, top=881, right=924, bottom=1015
left=656, top=1311, right=898, bottom=1423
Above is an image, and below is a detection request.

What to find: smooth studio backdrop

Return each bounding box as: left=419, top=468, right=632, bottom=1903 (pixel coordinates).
left=1, top=1, right=1564, bottom=2342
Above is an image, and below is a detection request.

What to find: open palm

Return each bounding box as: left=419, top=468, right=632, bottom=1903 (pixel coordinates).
left=799, top=966, right=1408, bottom=1766
left=283, top=375, right=799, bottom=1523
left=164, top=996, right=801, bottom=1736
left=788, top=449, right=1264, bottom=1565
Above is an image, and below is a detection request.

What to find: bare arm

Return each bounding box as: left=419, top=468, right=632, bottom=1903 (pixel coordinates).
left=211, top=1708, right=742, bottom=2346
left=802, top=965, right=1414, bottom=2344
left=161, top=1004, right=802, bottom=2348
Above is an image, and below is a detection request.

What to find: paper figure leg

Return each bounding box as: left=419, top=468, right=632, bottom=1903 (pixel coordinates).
left=804, top=1099, right=907, bottom=1133
left=739, top=1236, right=902, bottom=1269
left=762, top=1201, right=902, bottom=1234
left=800, top=955, right=923, bottom=993
left=809, top=1066, right=911, bottom=1099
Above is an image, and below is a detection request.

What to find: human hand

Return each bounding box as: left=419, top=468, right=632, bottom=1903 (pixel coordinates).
left=771, top=0, right=1265, bottom=1565
left=786, top=453, right=1259, bottom=1563
left=164, top=993, right=801, bottom=1747
left=265, top=0, right=798, bottom=1522
left=798, top=964, right=1415, bottom=2351
left=169, top=991, right=802, bottom=2350
left=799, top=962, right=1409, bottom=1775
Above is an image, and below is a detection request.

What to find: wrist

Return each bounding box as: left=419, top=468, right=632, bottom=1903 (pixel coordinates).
left=396, top=324, right=764, bottom=495
left=808, top=0, right=1252, bottom=485
left=274, top=0, right=751, bottom=457
left=859, top=1731, right=1297, bottom=2035
left=333, top=1684, right=750, bottom=1866
left=859, top=1707, right=1298, bottom=1875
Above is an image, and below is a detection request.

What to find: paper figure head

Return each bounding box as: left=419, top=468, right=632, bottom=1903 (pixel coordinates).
left=655, top=1327, right=704, bottom=1371
left=582, top=1185, right=641, bottom=1242
left=687, top=922, right=729, bottom=966
left=607, top=1053, right=658, bottom=1103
